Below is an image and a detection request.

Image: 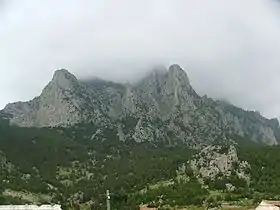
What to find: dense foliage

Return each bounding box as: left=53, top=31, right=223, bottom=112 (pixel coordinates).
left=0, top=120, right=196, bottom=209
left=1, top=118, right=280, bottom=209
left=236, top=138, right=280, bottom=199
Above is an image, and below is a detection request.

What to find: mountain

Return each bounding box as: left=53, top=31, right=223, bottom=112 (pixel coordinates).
left=2, top=64, right=279, bottom=146
left=1, top=118, right=280, bottom=209
left=2, top=65, right=280, bottom=209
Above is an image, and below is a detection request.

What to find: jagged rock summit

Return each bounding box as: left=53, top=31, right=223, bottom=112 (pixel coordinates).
left=2, top=64, right=280, bottom=146
left=50, top=69, right=79, bottom=90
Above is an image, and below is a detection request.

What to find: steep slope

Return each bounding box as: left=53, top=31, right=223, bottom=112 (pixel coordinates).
left=2, top=69, right=107, bottom=127
left=217, top=101, right=280, bottom=145
left=2, top=64, right=280, bottom=145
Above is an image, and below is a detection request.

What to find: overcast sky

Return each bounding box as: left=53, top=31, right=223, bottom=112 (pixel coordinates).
left=1, top=0, right=280, bottom=118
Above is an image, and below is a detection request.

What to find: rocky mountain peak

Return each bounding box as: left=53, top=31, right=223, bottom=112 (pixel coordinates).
left=53, top=68, right=77, bottom=79
left=1, top=69, right=83, bottom=127
left=48, top=69, right=78, bottom=91
left=2, top=65, right=280, bottom=146
left=168, top=64, right=190, bottom=86
left=169, top=64, right=182, bottom=73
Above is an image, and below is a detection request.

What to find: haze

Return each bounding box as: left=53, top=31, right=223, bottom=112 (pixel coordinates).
left=1, top=0, right=280, bottom=118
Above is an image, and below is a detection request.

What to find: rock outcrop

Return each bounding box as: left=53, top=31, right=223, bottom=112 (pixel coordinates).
left=189, top=145, right=250, bottom=182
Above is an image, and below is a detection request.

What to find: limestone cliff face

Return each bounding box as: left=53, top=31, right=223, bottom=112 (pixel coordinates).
left=2, top=65, right=280, bottom=145
left=217, top=101, right=279, bottom=145
left=3, top=69, right=90, bottom=127
left=189, top=145, right=251, bottom=189
left=189, top=145, right=250, bottom=180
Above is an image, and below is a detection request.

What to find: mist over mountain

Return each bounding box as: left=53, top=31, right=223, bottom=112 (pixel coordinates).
left=2, top=65, right=279, bottom=146
left=1, top=0, right=280, bottom=119
left=1, top=65, right=280, bottom=209
left=2, top=1, right=280, bottom=208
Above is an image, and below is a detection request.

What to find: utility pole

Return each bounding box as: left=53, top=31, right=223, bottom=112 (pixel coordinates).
left=106, top=190, right=111, bottom=210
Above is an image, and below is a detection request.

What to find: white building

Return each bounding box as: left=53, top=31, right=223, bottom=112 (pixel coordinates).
left=256, top=201, right=280, bottom=210
left=0, top=205, right=62, bottom=210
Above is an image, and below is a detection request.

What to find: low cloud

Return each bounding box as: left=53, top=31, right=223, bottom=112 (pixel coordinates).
left=1, top=0, right=280, bottom=118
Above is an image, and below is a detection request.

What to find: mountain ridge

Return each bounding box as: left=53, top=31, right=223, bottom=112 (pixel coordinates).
left=2, top=64, right=279, bottom=145
left=2, top=65, right=280, bottom=208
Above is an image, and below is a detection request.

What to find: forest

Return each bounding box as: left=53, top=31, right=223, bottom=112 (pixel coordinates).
left=1, top=119, right=280, bottom=209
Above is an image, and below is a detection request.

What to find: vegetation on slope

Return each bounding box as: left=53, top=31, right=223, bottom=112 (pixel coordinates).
left=1, top=118, right=280, bottom=209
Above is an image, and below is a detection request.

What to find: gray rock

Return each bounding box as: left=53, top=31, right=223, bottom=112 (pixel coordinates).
left=189, top=145, right=250, bottom=182
left=2, top=65, right=280, bottom=146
